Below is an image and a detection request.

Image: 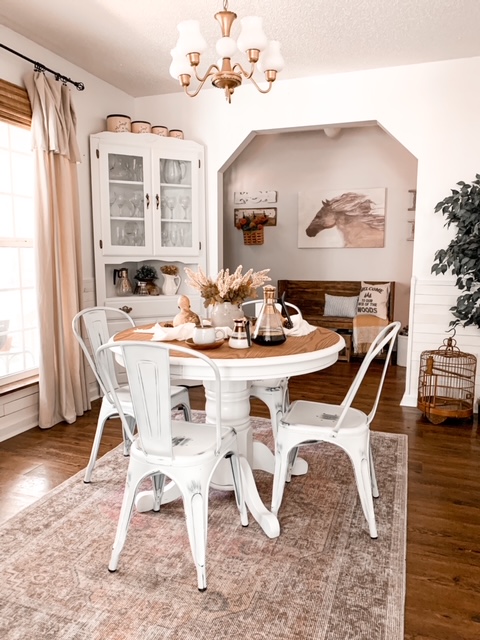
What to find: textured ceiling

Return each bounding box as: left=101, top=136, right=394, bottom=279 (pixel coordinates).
left=1, top=0, right=480, bottom=97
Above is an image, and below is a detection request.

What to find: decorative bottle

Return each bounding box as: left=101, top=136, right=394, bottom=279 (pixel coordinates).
left=251, top=285, right=286, bottom=346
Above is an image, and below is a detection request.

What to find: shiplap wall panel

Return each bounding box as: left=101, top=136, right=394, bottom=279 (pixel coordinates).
left=402, top=277, right=480, bottom=411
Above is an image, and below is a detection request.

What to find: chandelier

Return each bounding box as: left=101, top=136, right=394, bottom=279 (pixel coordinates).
left=169, top=0, right=284, bottom=103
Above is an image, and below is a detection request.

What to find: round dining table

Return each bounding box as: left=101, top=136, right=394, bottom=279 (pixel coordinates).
left=113, top=324, right=344, bottom=538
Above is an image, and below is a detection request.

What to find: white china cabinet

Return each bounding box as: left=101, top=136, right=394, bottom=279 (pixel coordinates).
left=90, top=132, right=206, bottom=327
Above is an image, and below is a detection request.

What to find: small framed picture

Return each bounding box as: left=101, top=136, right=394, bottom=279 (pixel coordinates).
left=234, top=208, right=277, bottom=226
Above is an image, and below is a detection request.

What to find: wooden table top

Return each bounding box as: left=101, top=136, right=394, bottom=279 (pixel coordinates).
left=114, top=324, right=342, bottom=361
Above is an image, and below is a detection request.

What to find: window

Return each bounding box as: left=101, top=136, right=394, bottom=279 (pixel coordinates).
left=0, top=117, right=39, bottom=385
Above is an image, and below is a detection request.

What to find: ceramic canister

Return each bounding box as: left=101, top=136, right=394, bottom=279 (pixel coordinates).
left=169, top=129, right=184, bottom=139
left=152, top=125, right=169, bottom=136
left=106, top=114, right=131, bottom=132
left=131, top=121, right=152, bottom=134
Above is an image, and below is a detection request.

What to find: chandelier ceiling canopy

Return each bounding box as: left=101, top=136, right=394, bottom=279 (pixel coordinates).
left=169, top=0, right=284, bottom=103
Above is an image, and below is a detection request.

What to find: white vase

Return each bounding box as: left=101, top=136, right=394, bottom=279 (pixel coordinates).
left=210, top=302, right=243, bottom=329
left=162, top=273, right=180, bottom=296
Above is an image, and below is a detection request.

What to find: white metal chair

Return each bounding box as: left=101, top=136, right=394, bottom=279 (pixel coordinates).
left=241, top=299, right=302, bottom=438
left=96, top=340, right=248, bottom=591
left=72, top=306, right=191, bottom=483
left=271, top=321, right=401, bottom=539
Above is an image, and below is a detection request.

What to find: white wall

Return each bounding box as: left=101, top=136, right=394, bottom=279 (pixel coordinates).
left=222, top=126, right=416, bottom=327
left=137, top=57, right=480, bottom=405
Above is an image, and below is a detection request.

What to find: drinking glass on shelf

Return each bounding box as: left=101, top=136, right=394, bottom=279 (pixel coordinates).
left=161, top=228, right=169, bottom=247
left=170, top=224, right=179, bottom=247
left=130, top=192, right=144, bottom=218
left=166, top=196, right=176, bottom=218
left=179, top=195, right=190, bottom=219
left=161, top=196, right=167, bottom=217
left=179, top=227, right=185, bottom=246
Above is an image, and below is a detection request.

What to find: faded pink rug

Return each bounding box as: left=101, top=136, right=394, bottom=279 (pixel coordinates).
left=0, top=413, right=407, bottom=639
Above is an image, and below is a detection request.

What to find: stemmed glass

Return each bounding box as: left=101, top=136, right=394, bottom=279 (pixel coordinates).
left=162, top=228, right=169, bottom=247
left=179, top=227, right=185, bottom=246
left=130, top=193, right=144, bottom=218
left=116, top=193, right=127, bottom=216
left=166, top=197, right=176, bottom=218
left=170, top=224, right=179, bottom=247
left=179, top=195, right=190, bottom=219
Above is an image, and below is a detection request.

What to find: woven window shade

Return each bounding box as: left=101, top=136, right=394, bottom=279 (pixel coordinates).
left=0, top=78, right=32, bottom=129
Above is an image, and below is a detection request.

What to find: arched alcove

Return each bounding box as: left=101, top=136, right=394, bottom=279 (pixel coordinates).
left=220, top=122, right=418, bottom=328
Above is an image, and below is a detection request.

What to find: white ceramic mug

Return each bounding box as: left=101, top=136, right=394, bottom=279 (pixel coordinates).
left=192, top=326, right=226, bottom=345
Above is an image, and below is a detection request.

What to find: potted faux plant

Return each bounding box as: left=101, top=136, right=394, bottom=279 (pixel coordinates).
left=134, top=265, right=160, bottom=295
left=431, top=175, right=480, bottom=328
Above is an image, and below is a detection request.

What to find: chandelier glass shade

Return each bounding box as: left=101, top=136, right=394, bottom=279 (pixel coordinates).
left=169, top=1, right=284, bottom=103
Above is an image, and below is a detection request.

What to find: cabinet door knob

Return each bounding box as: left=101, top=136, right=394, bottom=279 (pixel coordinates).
left=156, top=194, right=160, bottom=209
left=145, top=193, right=150, bottom=209
left=119, top=306, right=132, bottom=314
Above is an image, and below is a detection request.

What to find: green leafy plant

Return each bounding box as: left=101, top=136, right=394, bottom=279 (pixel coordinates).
left=134, top=265, right=158, bottom=281
left=431, top=174, right=480, bottom=328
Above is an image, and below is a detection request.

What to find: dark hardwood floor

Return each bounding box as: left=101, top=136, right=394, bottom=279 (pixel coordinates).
left=1, top=361, right=479, bottom=639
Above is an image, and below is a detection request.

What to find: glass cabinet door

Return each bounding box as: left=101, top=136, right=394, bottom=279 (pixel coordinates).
left=155, top=153, right=199, bottom=256
left=101, top=149, right=152, bottom=256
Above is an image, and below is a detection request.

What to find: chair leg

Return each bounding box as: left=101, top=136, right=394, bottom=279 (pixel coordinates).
left=108, top=462, right=144, bottom=572
left=347, top=440, right=378, bottom=539
left=286, top=446, right=299, bottom=483
left=369, top=440, right=379, bottom=498
left=182, top=482, right=209, bottom=591
left=180, top=402, right=191, bottom=421
left=84, top=399, right=110, bottom=483
left=271, top=441, right=292, bottom=516
left=122, top=415, right=136, bottom=456
left=152, top=473, right=166, bottom=512
left=228, top=453, right=249, bottom=527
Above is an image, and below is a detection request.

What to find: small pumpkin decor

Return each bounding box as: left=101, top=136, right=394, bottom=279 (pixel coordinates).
left=235, top=212, right=269, bottom=245
left=134, top=265, right=160, bottom=295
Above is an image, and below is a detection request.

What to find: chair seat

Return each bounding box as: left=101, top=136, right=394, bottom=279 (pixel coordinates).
left=282, top=400, right=367, bottom=433
left=133, top=421, right=237, bottom=464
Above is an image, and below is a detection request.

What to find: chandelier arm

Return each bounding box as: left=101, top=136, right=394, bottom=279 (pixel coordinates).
left=183, top=75, right=214, bottom=98
left=231, top=61, right=255, bottom=80
left=247, top=74, right=274, bottom=95
left=192, top=62, right=220, bottom=83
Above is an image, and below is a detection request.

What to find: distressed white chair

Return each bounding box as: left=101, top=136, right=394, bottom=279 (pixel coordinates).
left=241, top=299, right=302, bottom=438
left=96, top=340, right=248, bottom=591
left=271, top=321, right=401, bottom=539
left=72, top=306, right=191, bottom=483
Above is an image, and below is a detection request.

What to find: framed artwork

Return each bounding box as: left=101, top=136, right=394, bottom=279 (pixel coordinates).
left=234, top=190, right=277, bottom=205
left=234, top=208, right=277, bottom=226
left=298, top=188, right=386, bottom=248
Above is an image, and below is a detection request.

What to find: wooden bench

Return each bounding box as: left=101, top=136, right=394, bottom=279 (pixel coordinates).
left=277, top=280, right=395, bottom=332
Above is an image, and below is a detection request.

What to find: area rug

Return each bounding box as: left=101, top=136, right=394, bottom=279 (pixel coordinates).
left=0, top=413, right=407, bottom=640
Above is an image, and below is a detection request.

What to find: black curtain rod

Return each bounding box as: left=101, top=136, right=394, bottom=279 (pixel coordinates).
left=0, top=42, right=85, bottom=91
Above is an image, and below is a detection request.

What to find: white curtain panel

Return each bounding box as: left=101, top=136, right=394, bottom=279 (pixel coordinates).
left=24, top=71, right=89, bottom=428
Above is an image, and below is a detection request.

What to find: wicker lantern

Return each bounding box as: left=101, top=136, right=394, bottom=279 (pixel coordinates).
left=417, top=335, right=477, bottom=424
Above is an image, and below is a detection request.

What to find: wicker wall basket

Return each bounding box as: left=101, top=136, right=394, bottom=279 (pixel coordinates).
left=243, top=229, right=264, bottom=245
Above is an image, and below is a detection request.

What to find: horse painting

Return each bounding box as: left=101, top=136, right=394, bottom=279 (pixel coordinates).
left=302, top=191, right=385, bottom=248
